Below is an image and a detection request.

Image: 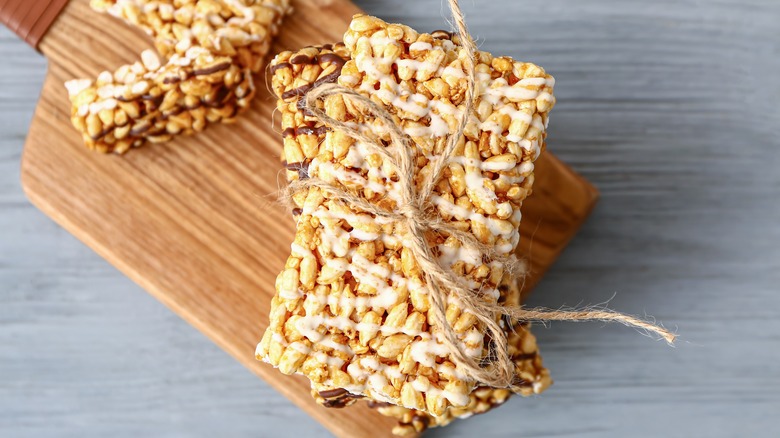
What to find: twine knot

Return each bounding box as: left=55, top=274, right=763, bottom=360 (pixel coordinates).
left=398, top=202, right=424, bottom=222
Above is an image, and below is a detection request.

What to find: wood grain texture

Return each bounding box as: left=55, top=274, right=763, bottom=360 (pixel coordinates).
left=2, top=0, right=779, bottom=437
left=0, top=0, right=70, bottom=48
left=11, top=1, right=595, bottom=437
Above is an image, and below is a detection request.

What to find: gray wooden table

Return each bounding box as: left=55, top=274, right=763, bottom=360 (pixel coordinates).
left=2, top=1, right=778, bottom=436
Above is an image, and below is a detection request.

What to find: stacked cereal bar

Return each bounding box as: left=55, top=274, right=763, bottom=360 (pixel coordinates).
left=66, top=0, right=291, bottom=153
left=257, top=13, right=554, bottom=425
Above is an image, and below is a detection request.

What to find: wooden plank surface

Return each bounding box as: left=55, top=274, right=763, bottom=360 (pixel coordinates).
left=10, top=1, right=596, bottom=437
left=3, top=0, right=778, bottom=437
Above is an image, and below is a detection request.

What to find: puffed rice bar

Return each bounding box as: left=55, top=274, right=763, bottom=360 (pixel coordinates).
left=268, top=43, right=551, bottom=430
left=66, top=48, right=254, bottom=153
left=66, top=0, right=290, bottom=153
left=256, top=14, right=555, bottom=416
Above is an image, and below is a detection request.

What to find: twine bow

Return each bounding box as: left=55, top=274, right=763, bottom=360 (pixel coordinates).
left=285, top=0, right=676, bottom=390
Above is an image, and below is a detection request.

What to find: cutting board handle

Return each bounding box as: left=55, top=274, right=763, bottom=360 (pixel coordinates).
left=0, top=0, right=69, bottom=50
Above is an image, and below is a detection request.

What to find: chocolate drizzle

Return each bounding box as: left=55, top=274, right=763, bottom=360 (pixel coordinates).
left=285, top=160, right=310, bottom=180
left=161, top=106, right=185, bottom=119
left=320, top=398, right=350, bottom=409
left=281, top=126, right=328, bottom=138
left=128, top=120, right=152, bottom=136
left=140, top=93, right=165, bottom=108
left=269, top=61, right=291, bottom=74
left=211, top=85, right=231, bottom=105
left=431, top=30, right=454, bottom=40
left=89, top=125, right=115, bottom=141
left=162, top=75, right=182, bottom=85
left=317, top=388, right=364, bottom=409
left=279, top=51, right=347, bottom=100
left=411, top=414, right=431, bottom=427
left=318, top=53, right=346, bottom=67
left=290, top=53, right=317, bottom=65
left=512, top=352, right=538, bottom=361
left=297, top=125, right=328, bottom=136
left=281, top=83, right=312, bottom=100
left=312, top=70, right=341, bottom=88
left=318, top=388, right=348, bottom=398
left=192, top=62, right=230, bottom=77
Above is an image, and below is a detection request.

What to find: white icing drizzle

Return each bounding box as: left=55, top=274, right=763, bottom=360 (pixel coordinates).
left=409, top=41, right=434, bottom=51
left=313, top=160, right=389, bottom=199
left=430, top=195, right=517, bottom=241
left=64, top=79, right=91, bottom=96
left=290, top=242, right=312, bottom=258
left=349, top=253, right=405, bottom=309
left=87, top=98, right=118, bottom=115
left=222, top=0, right=257, bottom=26
left=438, top=244, right=482, bottom=267
left=321, top=336, right=354, bottom=355
left=279, top=286, right=303, bottom=300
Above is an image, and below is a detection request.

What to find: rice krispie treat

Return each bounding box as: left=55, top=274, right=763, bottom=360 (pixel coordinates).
left=65, top=48, right=254, bottom=153
left=66, top=0, right=291, bottom=153
left=256, top=14, right=555, bottom=416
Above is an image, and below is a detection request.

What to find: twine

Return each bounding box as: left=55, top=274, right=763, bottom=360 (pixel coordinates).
left=285, top=0, right=676, bottom=390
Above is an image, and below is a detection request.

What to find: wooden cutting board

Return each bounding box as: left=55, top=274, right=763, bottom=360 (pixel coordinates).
left=10, top=0, right=598, bottom=436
